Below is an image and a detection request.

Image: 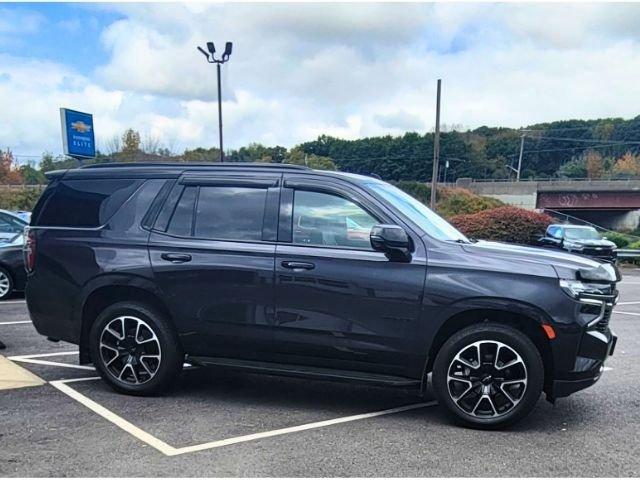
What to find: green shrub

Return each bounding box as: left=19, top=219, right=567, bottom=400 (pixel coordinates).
left=605, top=231, right=632, bottom=248
left=627, top=240, right=640, bottom=249
left=391, top=181, right=503, bottom=218
left=0, top=187, right=45, bottom=211
left=450, top=206, right=554, bottom=244
left=437, top=187, right=503, bottom=218
left=392, top=181, right=431, bottom=205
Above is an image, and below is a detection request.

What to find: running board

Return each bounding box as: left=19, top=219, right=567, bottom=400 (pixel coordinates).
left=187, top=356, right=421, bottom=388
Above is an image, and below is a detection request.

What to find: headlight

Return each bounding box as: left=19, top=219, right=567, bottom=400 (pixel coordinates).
left=578, top=263, right=620, bottom=282
left=559, top=279, right=610, bottom=298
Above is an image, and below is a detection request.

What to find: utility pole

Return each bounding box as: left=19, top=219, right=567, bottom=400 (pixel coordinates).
left=198, top=41, right=233, bottom=162
left=516, top=134, right=525, bottom=181
left=216, top=62, right=224, bottom=162
left=430, top=79, right=441, bottom=210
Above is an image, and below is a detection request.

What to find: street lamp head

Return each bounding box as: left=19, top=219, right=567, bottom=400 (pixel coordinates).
left=222, top=42, right=233, bottom=61
left=206, top=42, right=216, bottom=54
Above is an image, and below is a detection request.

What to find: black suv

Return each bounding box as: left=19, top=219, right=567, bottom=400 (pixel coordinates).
left=25, top=163, right=619, bottom=428
left=537, top=224, right=618, bottom=262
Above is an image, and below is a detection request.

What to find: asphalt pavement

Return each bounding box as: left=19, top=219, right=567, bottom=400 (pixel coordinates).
left=1, top=269, right=639, bottom=477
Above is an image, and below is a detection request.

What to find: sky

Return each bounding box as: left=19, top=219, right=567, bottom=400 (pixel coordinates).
left=2, top=2, right=640, bottom=161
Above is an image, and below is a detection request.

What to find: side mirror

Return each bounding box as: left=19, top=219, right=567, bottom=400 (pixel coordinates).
left=370, top=225, right=412, bottom=262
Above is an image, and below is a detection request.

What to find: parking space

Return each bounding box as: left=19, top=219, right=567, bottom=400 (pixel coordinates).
left=1, top=270, right=639, bottom=476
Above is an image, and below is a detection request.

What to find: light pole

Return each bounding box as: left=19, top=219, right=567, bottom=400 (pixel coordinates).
left=198, top=41, right=233, bottom=162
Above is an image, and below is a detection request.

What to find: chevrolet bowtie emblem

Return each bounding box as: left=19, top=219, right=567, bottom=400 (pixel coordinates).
left=71, top=121, right=92, bottom=133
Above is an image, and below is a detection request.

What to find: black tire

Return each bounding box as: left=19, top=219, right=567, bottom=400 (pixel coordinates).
left=0, top=267, right=14, bottom=301
left=432, top=323, right=543, bottom=429
left=89, top=301, right=183, bottom=396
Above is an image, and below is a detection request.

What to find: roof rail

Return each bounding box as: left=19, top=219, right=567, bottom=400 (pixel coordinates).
left=79, top=162, right=310, bottom=170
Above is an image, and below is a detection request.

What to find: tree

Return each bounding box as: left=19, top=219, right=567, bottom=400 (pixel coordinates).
left=558, top=156, right=588, bottom=178
left=612, top=152, right=640, bottom=177
left=122, top=129, right=141, bottom=153
left=0, top=148, right=23, bottom=184
left=39, top=152, right=77, bottom=173
left=20, top=163, right=46, bottom=184
left=284, top=147, right=336, bottom=170
left=585, top=150, right=605, bottom=179
left=115, top=128, right=142, bottom=162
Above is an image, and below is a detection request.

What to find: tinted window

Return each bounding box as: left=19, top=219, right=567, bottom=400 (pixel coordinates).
left=547, top=226, right=559, bottom=238
left=34, top=179, right=142, bottom=227
left=166, top=187, right=197, bottom=236
left=292, top=190, right=378, bottom=249
left=194, top=186, right=267, bottom=241
left=0, top=212, right=25, bottom=233
left=0, top=212, right=26, bottom=242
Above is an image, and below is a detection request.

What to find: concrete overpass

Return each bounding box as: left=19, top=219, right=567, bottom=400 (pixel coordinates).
left=456, top=178, right=640, bottom=230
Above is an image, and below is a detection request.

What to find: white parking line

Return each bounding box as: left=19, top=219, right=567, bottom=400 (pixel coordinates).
left=50, top=377, right=178, bottom=456
left=13, top=352, right=438, bottom=457
left=9, top=351, right=78, bottom=359
left=9, top=351, right=95, bottom=371
left=617, top=301, right=640, bottom=306
left=613, top=311, right=640, bottom=317
left=50, top=375, right=437, bottom=457
left=0, top=320, right=32, bottom=325
left=0, top=300, right=26, bottom=305
left=10, top=357, right=95, bottom=371
left=173, top=400, right=437, bottom=456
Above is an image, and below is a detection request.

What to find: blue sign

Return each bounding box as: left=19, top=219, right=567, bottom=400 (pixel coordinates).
left=60, top=108, right=96, bottom=159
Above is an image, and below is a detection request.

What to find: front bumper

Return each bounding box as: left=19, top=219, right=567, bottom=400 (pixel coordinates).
left=550, top=331, right=616, bottom=398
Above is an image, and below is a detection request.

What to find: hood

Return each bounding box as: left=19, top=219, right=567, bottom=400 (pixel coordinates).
left=564, top=238, right=616, bottom=248
left=461, top=240, right=606, bottom=280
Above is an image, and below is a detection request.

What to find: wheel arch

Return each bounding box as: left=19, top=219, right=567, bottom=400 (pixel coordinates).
left=423, top=304, right=554, bottom=393
left=78, top=277, right=174, bottom=364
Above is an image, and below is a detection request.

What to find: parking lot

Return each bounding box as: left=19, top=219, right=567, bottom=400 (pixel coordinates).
left=0, top=270, right=639, bottom=477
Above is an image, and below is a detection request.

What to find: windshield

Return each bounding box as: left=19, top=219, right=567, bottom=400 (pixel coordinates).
left=564, top=227, right=601, bottom=240
left=366, top=182, right=469, bottom=242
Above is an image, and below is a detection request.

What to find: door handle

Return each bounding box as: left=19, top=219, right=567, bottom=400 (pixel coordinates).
left=161, top=253, right=192, bottom=263
left=281, top=261, right=315, bottom=270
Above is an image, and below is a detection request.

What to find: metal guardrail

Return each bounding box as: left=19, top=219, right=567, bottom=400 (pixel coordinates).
left=460, top=177, right=640, bottom=183
left=618, top=249, right=640, bottom=258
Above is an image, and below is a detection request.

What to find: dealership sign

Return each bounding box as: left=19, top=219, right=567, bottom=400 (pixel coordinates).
left=60, top=108, right=96, bottom=159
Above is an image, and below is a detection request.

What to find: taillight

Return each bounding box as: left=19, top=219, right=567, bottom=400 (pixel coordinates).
left=24, top=228, right=36, bottom=273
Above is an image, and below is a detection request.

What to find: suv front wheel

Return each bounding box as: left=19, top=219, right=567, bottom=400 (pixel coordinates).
left=432, top=323, right=544, bottom=429
left=89, top=301, right=183, bottom=395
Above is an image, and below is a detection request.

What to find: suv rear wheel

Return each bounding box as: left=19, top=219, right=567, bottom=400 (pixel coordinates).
left=89, top=301, right=183, bottom=395
left=432, top=323, right=543, bottom=429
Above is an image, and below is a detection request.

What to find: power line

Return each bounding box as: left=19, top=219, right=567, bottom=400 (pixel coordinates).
left=521, top=126, right=599, bottom=133
left=506, top=141, right=640, bottom=157
left=530, top=136, right=640, bottom=145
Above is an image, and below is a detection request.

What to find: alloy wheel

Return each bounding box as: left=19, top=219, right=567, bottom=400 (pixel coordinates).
left=99, top=316, right=162, bottom=385
left=447, top=340, right=528, bottom=418
left=0, top=271, right=10, bottom=298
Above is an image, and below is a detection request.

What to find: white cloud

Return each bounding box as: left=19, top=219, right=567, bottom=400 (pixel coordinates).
left=3, top=3, right=640, bottom=158
left=0, top=55, right=124, bottom=157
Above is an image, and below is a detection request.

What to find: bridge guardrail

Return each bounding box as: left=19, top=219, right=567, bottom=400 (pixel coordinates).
left=617, top=249, right=640, bottom=258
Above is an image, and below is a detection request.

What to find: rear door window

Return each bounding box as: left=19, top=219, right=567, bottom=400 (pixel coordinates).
left=166, top=187, right=197, bottom=236
left=194, top=186, right=267, bottom=241
left=34, top=179, right=142, bottom=228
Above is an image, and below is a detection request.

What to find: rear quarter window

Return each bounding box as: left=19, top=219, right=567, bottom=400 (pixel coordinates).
left=33, top=179, right=143, bottom=228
